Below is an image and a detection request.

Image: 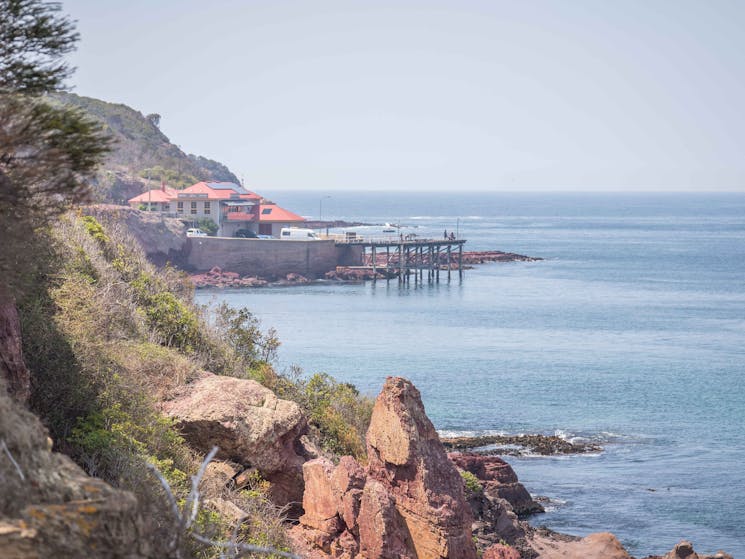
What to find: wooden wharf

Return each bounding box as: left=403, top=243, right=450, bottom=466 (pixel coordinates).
left=333, top=235, right=466, bottom=284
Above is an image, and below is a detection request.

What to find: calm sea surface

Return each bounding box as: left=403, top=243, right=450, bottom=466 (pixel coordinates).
left=195, top=192, right=745, bottom=557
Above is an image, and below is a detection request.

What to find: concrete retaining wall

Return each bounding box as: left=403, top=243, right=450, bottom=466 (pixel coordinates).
left=186, top=237, right=341, bottom=278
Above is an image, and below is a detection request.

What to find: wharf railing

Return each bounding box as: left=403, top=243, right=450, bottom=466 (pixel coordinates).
left=328, top=233, right=466, bottom=283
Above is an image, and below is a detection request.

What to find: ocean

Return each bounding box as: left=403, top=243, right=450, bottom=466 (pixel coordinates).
left=195, top=191, right=745, bottom=557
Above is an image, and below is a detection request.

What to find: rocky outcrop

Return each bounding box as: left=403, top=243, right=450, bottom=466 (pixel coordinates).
left=293, top=376, right=477, bottom=559
left=83, top=205, right=188, bottom=267
left=483, top=543, right=521, bottom=559
left=191, top=267, right=270, bottom=288
left=449, top=454, right=543, bottom=517
left=325, top=268, right=397, bottom=282
left=527, top=530, right=631, bottom=559
left=642, top=540, right=734, bottom=559
left=365, top=377, right=476, bottom=559
left=458, top=251, right=541, bottom=265
left=0, top=382, right=147, bottom=558
left=441, top=433, right=601, bottom=456
left=161, top=371, right=309, bottom=505
left=467, top=491, right=525, bottom=553
left=0, top=292, right=30, bottom=403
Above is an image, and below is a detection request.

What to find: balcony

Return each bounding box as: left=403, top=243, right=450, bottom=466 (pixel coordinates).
left=224, top=211, right=256, bottom=221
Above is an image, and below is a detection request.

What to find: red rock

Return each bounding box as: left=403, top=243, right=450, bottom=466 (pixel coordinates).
left=300, top=458, right=343, bottom=534
left=331, top=456, right=365, bottom=533
left=161, top=372, right=308, bottom=506
left=358, top=478, right=410, bottom=559
left=449, top=453, right=543, bottom=516
left=529, top=531, right=631, bottom=559
left=296, top=377, right=477, bottom=558
left=449, top=454, right=517, bottom=484
left=364, top=377, right=477, bottom=559
left=0, top=291, right=30, bottom=402
left=483, top=543, right=521, bottom=559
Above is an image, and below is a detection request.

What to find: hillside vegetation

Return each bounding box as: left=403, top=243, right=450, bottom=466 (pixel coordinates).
left=52, top=92, right=239, bottom=203
left=11, top=211, right=372, bottom=556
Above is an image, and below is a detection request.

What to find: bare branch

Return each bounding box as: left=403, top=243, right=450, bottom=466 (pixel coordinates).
left=191, top=533, right=300, bottom=559
left=184, top=445, right=218, bottom=529
left=146, top=446, right=300, bottom=559
left=0, top=439, right=25, bottom=481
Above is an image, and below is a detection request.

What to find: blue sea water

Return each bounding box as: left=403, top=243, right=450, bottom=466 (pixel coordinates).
left=195, top=192, right=745, bottom=557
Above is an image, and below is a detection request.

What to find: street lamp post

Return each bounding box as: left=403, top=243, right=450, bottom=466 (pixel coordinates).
left=319, top=195, right=331, bottom=235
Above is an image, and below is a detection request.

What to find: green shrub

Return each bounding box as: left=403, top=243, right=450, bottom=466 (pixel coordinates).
left=460, top=470, right=483, bottom=494
left=213, top=303, right=280, bottom=369
left=295, top=373, right=373, bottom=459
left=81, top=215, right=109, bottom=245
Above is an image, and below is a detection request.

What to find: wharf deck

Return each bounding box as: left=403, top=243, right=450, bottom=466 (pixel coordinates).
left=331, top=235, right=466, bottom=283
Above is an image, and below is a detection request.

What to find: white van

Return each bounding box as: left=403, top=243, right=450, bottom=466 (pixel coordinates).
left=186, top=228, right=207, bottom=237
left=280, top=227, right=319, bottom=240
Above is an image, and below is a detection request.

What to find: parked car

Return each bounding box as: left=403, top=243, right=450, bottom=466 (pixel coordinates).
left=280, top=227, right=319, bottom=240
left=186, top=228, right=207, bottom=237
left=235, top=229, right=258, bottom=238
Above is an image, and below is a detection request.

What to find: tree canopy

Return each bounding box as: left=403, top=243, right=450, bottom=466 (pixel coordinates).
left=0, top=0, right=109, bottom=293
left=0, top=0, right=78, bottom=94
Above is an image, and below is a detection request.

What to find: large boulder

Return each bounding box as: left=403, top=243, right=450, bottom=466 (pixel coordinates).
left=449, top=453, right=543, bottom=517
left=528, top=530, right=631, bottom=559
left=364, top=377, right=477, bottom=559
left=294, top=377, right=478, bottom=558
left=161, top=372, right=308, bottom=505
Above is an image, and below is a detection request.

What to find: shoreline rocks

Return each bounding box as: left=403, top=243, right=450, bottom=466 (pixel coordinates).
left=191, top=249, right=541, bottom=289
left=441, top=433, right=602, bottom=456
left=449, top=453, right=544, bottom=517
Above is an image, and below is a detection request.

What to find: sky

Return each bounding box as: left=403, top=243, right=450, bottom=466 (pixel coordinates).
left=63, top=0, right=745, bottom=192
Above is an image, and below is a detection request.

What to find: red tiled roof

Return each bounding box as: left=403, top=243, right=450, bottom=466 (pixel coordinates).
left=259, top=204, right=305, bottom=223
left=128, top=187, right=178, bottom=203
left=128, top=182, right=261, bottom=204
left=180, top=182, right=260, bottom=200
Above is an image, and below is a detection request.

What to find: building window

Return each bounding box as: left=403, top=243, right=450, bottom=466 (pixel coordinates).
left=161, top=203, right=170, bottom=212
left=204, top=201, right=211, bottom=214
left=191, top=201, right=197, bottom=215
left=261, top=208, right=272, bottom=215
left=177, top=202, right=183, bottom=213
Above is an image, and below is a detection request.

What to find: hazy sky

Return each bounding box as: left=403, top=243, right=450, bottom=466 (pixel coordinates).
left=64, top=0, right=745, bottom=191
